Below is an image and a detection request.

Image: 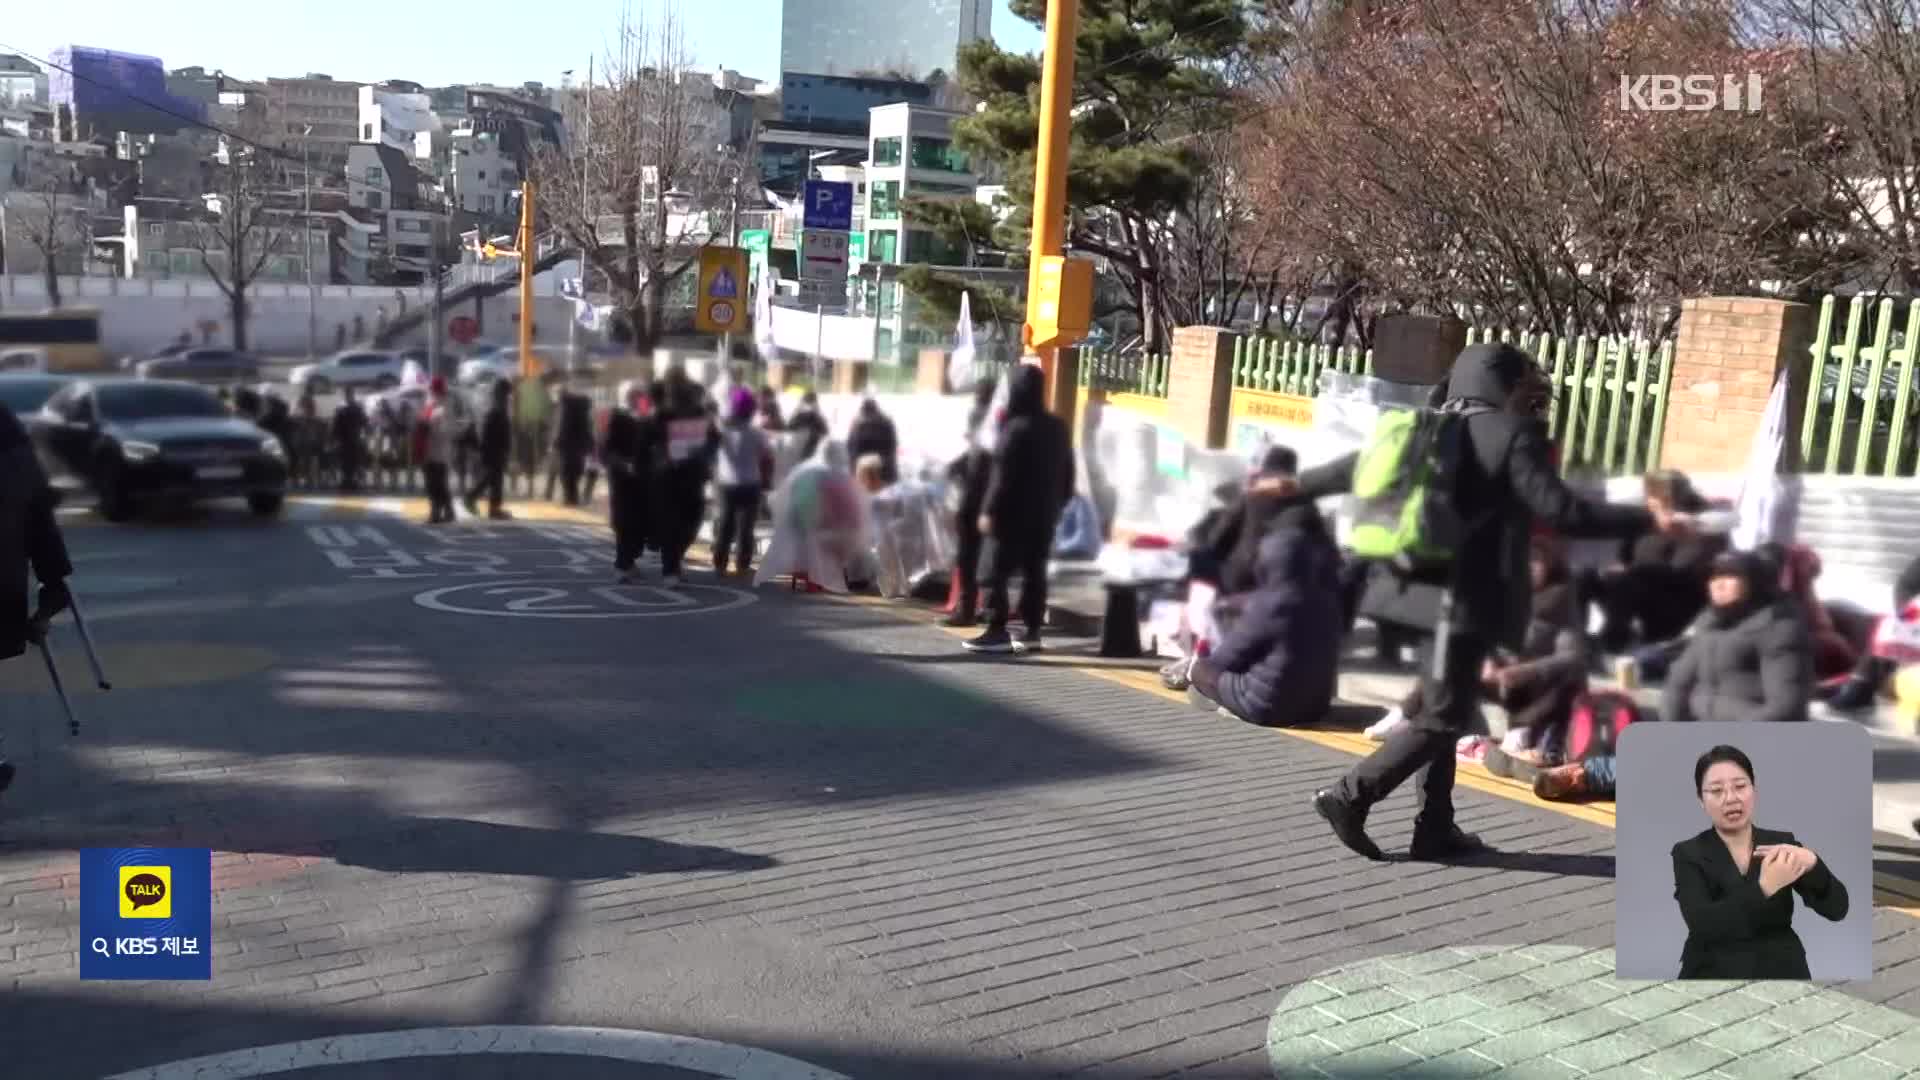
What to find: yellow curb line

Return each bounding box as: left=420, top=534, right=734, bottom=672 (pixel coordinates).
left=828, top=590, right=1920, bottom=917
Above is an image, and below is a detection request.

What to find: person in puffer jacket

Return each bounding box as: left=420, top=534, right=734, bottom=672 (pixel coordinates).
left=1185, top=503, right=1344, bottom=727
left=1663, top=551, right=1813, bottom=723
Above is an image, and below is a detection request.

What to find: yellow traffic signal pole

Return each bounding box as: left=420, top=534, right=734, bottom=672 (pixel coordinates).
left=517, top=181, right=538, bottom=382
left=1023, top=0, right=1080, bottom=410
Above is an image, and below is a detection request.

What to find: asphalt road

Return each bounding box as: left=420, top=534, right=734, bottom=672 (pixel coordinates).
left=8, top=497, right=1920, bottom=1078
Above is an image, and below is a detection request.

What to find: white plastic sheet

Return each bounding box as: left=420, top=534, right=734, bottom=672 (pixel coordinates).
left=754, top=440, right=872, bottom=593
left=868, top=480, right=959, bottom=599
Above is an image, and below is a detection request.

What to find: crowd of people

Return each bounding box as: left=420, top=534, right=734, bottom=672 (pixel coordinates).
left=1150, top=342, right=1920, bottom=863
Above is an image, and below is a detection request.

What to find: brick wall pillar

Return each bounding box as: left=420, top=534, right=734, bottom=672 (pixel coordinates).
left=832, top=360, right=868, bottom=396
left=916, top=348, right=949, bottom=394
left=1048, top=349, right=1080, bottom=426
left=1167, top=326, right=1242, bottom=449
left=1661, top=298, right=1815, bottom=474
left=765, top=360, right=793, bottom=390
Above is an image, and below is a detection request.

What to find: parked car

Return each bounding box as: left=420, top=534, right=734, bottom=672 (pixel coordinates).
left=288, top=350, right=406, bottom=394
left=0, top=347, right=49, bottom=372
left=28, top=378, right=289, bottom=521
left=135, top=347, right=261, bottom=384
left=0, top=373, right=75, bottom=415
left=458, top=347, right=598, bottom=386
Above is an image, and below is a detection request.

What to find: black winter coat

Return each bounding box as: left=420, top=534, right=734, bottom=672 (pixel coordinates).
left=1663, top=598, right=1813, bottom=723
left=0, top=406, right=72, bottom=661
left=1673, top=826, right=1847, bottom=979
left=847, top=410, right=900, bottom=481
left=478, top=404, right=513, bottom=468
left=1300, top=344, right=1652, bottom=649
left=1207, top=507, right=1344, bottom=727
left=983, top=365, right=1074, bottom=540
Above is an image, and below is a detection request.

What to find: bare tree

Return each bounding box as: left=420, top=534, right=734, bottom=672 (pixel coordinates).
left=187, top=133, right=296, bottom=352
left=9, top=150, right=85, bottom=310
left=533, top=3, right=739, bottom=351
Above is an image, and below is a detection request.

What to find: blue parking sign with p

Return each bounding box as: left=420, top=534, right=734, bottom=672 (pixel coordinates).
left=802, top=180, right=854, bottom=232
left=80, top=847, right=212, bottom=980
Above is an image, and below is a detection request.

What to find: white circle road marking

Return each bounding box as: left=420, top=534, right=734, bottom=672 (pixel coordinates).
left=413, top=579, right=759, bottom=618
left=104, top=1024, right=849, bottom=1079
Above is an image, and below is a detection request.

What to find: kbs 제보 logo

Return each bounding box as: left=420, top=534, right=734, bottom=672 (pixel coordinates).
left=119, top=865, right=171, bottom=918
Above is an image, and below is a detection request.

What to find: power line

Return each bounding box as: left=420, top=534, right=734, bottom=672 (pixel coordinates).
left=0, top=40, right=372, bottom=192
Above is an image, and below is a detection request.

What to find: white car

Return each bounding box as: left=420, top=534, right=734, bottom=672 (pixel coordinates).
left=290, top=351, right=406, bottom=393
left=456, top=354, right=519, bottom=387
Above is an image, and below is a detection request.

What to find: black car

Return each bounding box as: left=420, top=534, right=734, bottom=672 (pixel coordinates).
left=29, top=379, right=289, bottom=521
left=0, top=373, right=75, bottom=416
left=136, top=348, right=261, bottom=384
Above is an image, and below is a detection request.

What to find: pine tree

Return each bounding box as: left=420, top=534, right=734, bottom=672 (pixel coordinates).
left=947, top=0, right=1247, bottom=351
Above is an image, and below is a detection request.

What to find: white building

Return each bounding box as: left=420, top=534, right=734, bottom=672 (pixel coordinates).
left=862, top=102, right=976, bottom=267
left=0, top=55, right=46, bottom=109
left=448, top=128, right=518, bottom=217
left=358, top=84, right=435, bottom=162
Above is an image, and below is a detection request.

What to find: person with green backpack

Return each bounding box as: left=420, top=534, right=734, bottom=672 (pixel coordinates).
left=1304, top=342, right=1684, bottom=862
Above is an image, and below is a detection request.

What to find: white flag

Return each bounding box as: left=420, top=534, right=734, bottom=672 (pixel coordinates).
left=754, top=262, right=777, bottom=359
left=1732, top=370, right=1796, bottom=549
left=948, top=291, right=977, bottom=391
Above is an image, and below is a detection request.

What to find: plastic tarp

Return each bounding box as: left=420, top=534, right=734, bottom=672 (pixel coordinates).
left=754, top=440, right=872, bottom=593
left=868, top=480, right=959, bottom=599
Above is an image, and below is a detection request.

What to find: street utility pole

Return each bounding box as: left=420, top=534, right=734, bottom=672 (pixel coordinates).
left=303, top=125, right=317, bottom=361
left=1023, top=0, right=1080, bottom=409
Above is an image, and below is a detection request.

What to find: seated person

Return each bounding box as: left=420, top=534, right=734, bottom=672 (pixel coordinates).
left=1371, top=537, right=1589, bottom=761
left=1762, top=543, right=1858, bottom=682
left=1581, top=470, right=1727, bottom=654
left=1663, top=551, right=1814, bottom=724
left=1533, top=753, right=1616, bottom=802
left=1185, top=504, right=1343, bottom=727
left=1828, top=552, right=1920, bottom=711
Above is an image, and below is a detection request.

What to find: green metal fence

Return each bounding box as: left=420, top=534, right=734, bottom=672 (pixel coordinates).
left=1464, top=327, right=1675, bottom=476
left=1234, top=327, right=1673, bottom=476
left=1232, top=336, right=1372, bottom=394
left=1800, top=295, right=1920, bottom=478
left=1077, top=349, right=1171, bottom=397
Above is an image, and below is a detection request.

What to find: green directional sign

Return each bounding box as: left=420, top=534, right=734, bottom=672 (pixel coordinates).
left=847, top=232, right=866, bottom=264
left=741, top=229, right=772, bottom=282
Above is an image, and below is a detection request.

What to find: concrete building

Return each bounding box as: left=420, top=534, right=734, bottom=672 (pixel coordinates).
left=267, top=74, right=360, bottom=176
left=447, top=128, right=517, bottom=218
left=358, top=83, right=435, bottom=163
left=780, top=0, right=990, bottom=80
left=0, top=56, right=46, bottom=109
left=119, top=199, right=329, bottom=284
left=780, top=73, right=932, bottom=136
left=862, top=102, right=974, bottom=268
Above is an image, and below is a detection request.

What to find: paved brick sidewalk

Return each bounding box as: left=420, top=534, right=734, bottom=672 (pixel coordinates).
left=7, top=512, right=1920, bottom=1078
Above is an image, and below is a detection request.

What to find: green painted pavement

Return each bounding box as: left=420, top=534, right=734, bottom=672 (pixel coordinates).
left=1269, top=945, right=1920, bottom=1078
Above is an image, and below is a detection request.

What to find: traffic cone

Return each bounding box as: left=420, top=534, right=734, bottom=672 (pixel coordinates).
left=941, top=567, right=962, bottom=614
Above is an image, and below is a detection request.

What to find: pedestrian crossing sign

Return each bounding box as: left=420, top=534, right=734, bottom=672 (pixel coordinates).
left=696, top=246, right=750, bottom=334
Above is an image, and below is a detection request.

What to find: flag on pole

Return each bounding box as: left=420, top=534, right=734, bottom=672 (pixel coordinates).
left=754, top=262, right=778, bottom=360
left=1732, top=370, right=1797, bottom=550
left=948, top=290, right=977, bottom=392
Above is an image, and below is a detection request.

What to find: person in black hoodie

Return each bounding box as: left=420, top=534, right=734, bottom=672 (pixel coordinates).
left=788, top=391, right=831, bottom=461
left=1663, top=550, right=1814, bottom=724
left=602, top=381, right=649, bottom=582
left=1186, top=504, right=1344, bottom=727
left=649, top=369, right=719, bottom=587
left=463, top=379, right=514, bottom=520
left=1306, top=343, right=1665, bottom=862
left=546, top=386, right=596, bottom=505
left=847, top=398, right=900, bottom=484
left=943, top=379, right=1000, bottom=628
left=332, top=387, right=368, bottom=492
left=963, top=364, right=1075, bottom=655
left=0, top=402, right=74, bottom=795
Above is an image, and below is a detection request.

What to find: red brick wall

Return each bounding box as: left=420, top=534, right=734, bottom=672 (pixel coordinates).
left=1167, top=326, right=1241, bottom=449
left=1661, top=297, right=1813, bottom=474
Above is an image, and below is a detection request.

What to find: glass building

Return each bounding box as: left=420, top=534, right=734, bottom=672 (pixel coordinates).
left=780, top=0, right=990, bottom=81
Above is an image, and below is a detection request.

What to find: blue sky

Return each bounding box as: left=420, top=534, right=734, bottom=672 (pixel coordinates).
left=0, top=1, right=1045, bottom=88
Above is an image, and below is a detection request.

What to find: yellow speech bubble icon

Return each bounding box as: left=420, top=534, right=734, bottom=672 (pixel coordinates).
left=119, top=865, right=171, bottom=919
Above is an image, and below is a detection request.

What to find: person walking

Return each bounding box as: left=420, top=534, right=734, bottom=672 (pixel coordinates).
left=602, top=381, right=651, bottom=583
left=712, top=386, right=774, bottom=577
left=944, top=379, right=999, bottom=628
left=1306, top=343, right=1675, bottom=862
left=964, top=364, right=1075, bottom=655
left=418, top=377, right=459, bottom=525
left=787, top=391, right=830, bottom=461
left=545, top=385, right=594, bottom=505
left=332, top=387, right=368, bottom=492
left=464, top=379, right=514, bottom=521
left=0, top=402, right=74, bottom=795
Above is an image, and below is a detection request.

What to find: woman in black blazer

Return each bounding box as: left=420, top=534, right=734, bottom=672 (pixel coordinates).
left=1672, top=745, right=1849, bottom=979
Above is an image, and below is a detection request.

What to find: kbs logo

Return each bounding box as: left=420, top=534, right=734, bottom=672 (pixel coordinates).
left=119, top=865, right=171, bottom=918
left=1618, top=73, right=1764, bottom=113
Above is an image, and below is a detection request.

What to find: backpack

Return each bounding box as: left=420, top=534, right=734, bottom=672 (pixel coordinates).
left=1565, top=689, right=1640, bottom=762
left=1346, top=403, right=1489, bottom=568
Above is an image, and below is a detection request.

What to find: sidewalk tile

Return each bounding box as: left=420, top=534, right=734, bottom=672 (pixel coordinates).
left=1700, top=1017, right=1798, bottom=1056
left=1389, top=1018, right=1488, bottom=1059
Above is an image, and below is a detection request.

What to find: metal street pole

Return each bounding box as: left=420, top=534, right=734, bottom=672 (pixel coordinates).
left=428, top=218, right=443, bottom=376
left=303, top=129, right=317, bottom=361
left=720, top=168, right=740, bottom=368
left=518, top=181, right=537, bottom=382
left=1023, top=0, right=1079, bottom=409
